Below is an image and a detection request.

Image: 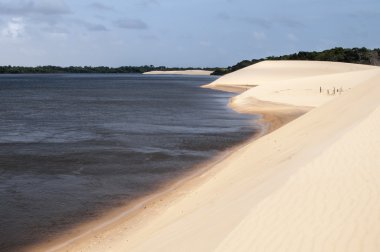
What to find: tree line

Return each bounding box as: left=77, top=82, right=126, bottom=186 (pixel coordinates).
left=1, top=47, right=379, bottom=75
left=211, top=47, right=380, bottom=75
left=0, top=65, right=216, bottom=74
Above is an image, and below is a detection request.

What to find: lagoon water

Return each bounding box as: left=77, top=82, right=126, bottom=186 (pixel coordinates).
left=0, top=74, right=258, bottom=251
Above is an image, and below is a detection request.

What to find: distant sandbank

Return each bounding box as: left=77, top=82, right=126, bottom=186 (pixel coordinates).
left=143, top=70, right=213, bottom=76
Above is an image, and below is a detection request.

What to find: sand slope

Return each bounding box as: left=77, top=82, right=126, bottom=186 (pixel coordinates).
left=47, top=61, right=380, bottom=252
left=207, top=60, right=376, bottom=87
left=143, top=70, right=212, bottom=75
left=206, top=61, right=379, bottom=107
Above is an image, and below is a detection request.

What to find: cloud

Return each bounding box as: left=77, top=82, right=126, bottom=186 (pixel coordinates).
left=0, top=0, right=71, bottom=16
left=89, top=2, right=114, bottom=11
left=1, top=17, right=25, bottom=38
left=115, top=18, right=148, bottom=30
left=42, top=25, right=68, bottom=36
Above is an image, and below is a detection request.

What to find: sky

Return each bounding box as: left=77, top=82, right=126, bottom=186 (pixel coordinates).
left=0, top=0, right=379, bottom=67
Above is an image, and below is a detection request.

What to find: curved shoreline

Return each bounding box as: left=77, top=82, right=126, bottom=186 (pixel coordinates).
left=46, top=100, right=303, bottom=252
left=31, top=69, right=312, bottom=252
left=29, top=88, right=288, bottom=252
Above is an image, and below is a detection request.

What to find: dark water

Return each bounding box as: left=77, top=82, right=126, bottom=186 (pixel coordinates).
left=0, top=74, right=258, bottom=251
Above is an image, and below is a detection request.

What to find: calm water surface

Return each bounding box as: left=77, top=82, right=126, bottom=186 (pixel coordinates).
left=0, top=74, right=258, bottom=251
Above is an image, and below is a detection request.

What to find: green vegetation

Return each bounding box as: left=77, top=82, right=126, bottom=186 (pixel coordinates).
left=0, top=65, right=216, bottom=74
left=211, top=47, right=380, bottom=75
left=2, top=47, right=379, bottom=75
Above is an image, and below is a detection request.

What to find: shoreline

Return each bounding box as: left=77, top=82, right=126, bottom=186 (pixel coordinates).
left=30, top=86, right=301, bottom=252
left=31, top=61, right=380, bottom=252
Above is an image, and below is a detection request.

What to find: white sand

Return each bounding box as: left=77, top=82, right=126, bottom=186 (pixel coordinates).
left=206, top=60, right=379, bottom=107
left=143, top=70, right=213, bottom=75
left=39, top=61, right=380, bottom=252
left=206, top=60, right=376, bottom=87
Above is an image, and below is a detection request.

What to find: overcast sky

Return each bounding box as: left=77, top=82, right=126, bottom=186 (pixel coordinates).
left=0, top=0, right=379, bottom=67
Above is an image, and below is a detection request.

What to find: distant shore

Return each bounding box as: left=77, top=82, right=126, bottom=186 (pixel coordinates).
left=35, top=60, right=380, bottom=252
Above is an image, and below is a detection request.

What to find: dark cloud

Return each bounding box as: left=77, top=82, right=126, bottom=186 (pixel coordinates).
left=115, top=18, right=148, bottom=30
left=89, top=2, right=114, bottom=11
left=0, top=0, right=71, bottom=16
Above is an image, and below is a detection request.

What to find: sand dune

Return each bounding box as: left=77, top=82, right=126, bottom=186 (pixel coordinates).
left=206, top=60, right=376, bottom=87
left=231, top=68, right=380, bottom=107
left=143, top=70, right=212, bottom=75
left=42, top=61, right=380, bottom=252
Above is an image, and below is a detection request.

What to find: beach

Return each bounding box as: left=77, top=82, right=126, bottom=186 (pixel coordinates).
left=35, top=61, right=380, bottom=252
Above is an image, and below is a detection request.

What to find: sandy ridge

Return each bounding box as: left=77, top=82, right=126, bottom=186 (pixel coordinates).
left=207, top=60, right=377, bottom=87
